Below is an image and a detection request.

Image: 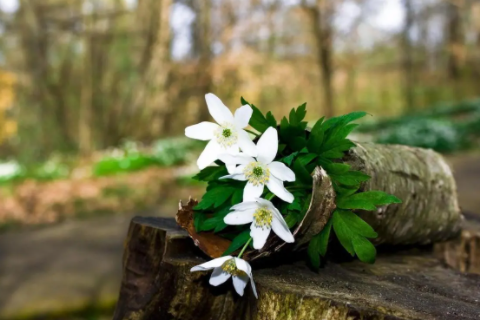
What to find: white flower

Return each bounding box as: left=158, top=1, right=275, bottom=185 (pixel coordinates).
left=224, top=198, right=294, bottom=249
left=219, top=127, right=295, bottom=203
left=190, top=256, right=258, bottom=298
left=185, top=93, right=257, bottom=169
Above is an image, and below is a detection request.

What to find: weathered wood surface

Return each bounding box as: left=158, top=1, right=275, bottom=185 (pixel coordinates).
left=113, top=217, right=480, bottom=320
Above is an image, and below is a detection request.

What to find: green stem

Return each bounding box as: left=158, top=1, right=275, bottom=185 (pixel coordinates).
left=245, top=129, right=260, bottom=137
left=238, top=237, right=253, bottom=258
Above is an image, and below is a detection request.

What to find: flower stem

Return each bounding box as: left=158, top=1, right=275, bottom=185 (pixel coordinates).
left=238, top=237, right=253, bottom=258
left=245, top=129, right=260, bottom=137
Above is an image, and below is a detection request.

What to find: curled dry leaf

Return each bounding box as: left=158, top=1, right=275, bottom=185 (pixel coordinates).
left=176, top=167, right=336, bottom=261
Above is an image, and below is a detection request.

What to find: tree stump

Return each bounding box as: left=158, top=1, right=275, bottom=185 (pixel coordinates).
left=113, top=217, right=480, bottom=320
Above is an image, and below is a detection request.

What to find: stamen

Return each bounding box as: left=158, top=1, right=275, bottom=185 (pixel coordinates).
left=253, top=207, right=273, bottom=229
left=243, top=162, right=270, bottom=186
left=221, top=259, right=246, bottom=276
left=214, top=123, right=238, bottom=148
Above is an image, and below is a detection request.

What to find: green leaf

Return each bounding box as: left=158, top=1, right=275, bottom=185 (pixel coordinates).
left=332, top=210, right=355, bottom=256
left=321, top=124, right=359, bottom=152
left=333, top=184, right=359, bottom=197
left=330, top=170, right=370, bottom=186
left=352, top=235, right=376, bottom=264
left=195, top=185, right=237, bottom=210
left=337, top=191, right=402, bottom=211
left=192, top=166, right=228, bottom=182
left=290, top=136, right=307, bottom=151
left=335, top=210, right=377, bottom=238
left=307, top=219, right=332, bottom=270
left=241, top=97, right=270, bottom=133
left=266, top=111, right=277, bottom=127
left=231, top=188, right=243, bottom=205
left=322, top=111, right=367, bottom=132
left=222, top=230, right=250, bottom=256
left=280, top=152, right=299, bottom=166
left=199, top=216, right=220, bottom=231
left=297, top=153, right=317, bottom=166
left=308, top=239, right=321, bottom=270
left=295, top=103, right=307, bottom=123
left=285, top=211, right=301, bottom=228
left=321, top=141, right=356, bottom=159
left=324, top=163, right=350, bottom=175
left=307, top=117, right=325, bottom=153
left=194, top=212, right=206, bottom=232
left=293, top=158, right=312, bottom=185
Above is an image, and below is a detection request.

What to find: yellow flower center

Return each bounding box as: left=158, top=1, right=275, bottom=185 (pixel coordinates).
left=243, top=162, right=270, bottom=186
left=253, top=207, right=273, bottom=229
left=221, top=259, right=246, bottom=276
left=214, top=123, right=238, bottom=148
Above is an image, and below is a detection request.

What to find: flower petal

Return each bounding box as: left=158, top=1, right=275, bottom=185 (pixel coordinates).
left=220, top=173, right=248, bottom=181
left=232, top=274, right=249, bottom=296
left=219, top=153, right=254, bottom=166
left=209, top=267, right=231, bottom=286
left=224, top=210, right=255, bottom=225
left=256, top=127, right=278, bottom=164
left=205, top=93, right=234, bottom=124
left=243, top=182, right=264, bottom=201
left=271, top=216, right=295, bottom=243
left=268, top=161, right=295, bottom=182
left=234, top=104, right=253, bottom=128
left=266, top=176, right=294, bottom=203
left=250, top=224, right=271, bottom=249
left=235, top=258, right=257, bottom=298
left=238, top=130, right=258, bottom=157
left=190, top=256, right=232, bottom=272
left=197, top=140, right=222, bottom=170
left=185, top=122, right=219, bottom=141
left=231, top=200, right=258, bottom=211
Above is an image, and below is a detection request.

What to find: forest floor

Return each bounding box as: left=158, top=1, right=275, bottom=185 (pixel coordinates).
left=0, top=152, right=479, bottom=320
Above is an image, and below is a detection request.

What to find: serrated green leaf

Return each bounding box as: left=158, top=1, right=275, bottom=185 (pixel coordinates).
left=199, top=216, right=220, bottom=231
left=297, top=153, right=317, bottom=166
left=231, top=188, right=243, bottom=205
left=335, top=210, right=377, bottom=238
left=322, top=111, right=367, bottom=132
left=321, top=124, right=359, bottom=152
left=192, top=166, right=228, bottom=182
left=222, top=230, right=251, bottom=256
left=287, top=200, right=303, bottom=212
left=195, top=185, right=237, bottom=210
left=308, top=239, right=321, bottom=270
left=307, top=117, right=325, bottom=153
left=280, top=151, right=299, bottom=166
left=332, top=210, right=355, bottom=255
left=330, top=170, right=370, bottom=186
left=333, top=184, right=359, bottom=197
left=194, top=212, right=206, bottom=232
left=289, top=108, right=298, bottom=126
left=242, top=97, right=270, bottom=133
left=285, top=211, right=301, bottom=228
left=321, top=140, right=356, bottom=159
left=291, top=136, right=307, bottom=151
left=337, top=191, right=402, bottom=211
left=324, top=163, right=350, bottom=175
left=266, top=111, right=277, bottom=127
left=352, top=235, right=376, bottom=264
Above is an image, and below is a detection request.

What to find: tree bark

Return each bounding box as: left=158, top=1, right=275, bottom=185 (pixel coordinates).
left=113, top=217, right=480, bottom=320
left=177, top=142, right=462, bottom=260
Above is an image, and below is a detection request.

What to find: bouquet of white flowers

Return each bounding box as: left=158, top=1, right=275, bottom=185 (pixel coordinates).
left=180, top=93, right=401, bottom=298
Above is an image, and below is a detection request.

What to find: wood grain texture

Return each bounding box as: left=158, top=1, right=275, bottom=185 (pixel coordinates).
left=113, top=217, right=480, bottom=320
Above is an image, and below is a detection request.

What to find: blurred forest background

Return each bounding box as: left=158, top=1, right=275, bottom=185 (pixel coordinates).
left=0, top=1, right=480, bottom=319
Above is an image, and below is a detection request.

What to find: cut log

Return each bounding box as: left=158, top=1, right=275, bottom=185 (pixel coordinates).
left=113, top=217, right=480, bottom=320
left=177, top=142, right=462, bottom=260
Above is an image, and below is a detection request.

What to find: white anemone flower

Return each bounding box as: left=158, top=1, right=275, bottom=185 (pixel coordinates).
left=190, top=256, right=258, bottom=298
left=224, top=198, right=294, bottom=249
left=219, top=127, right=295, bottom=203
left=185, top=93, right=257, bottom=169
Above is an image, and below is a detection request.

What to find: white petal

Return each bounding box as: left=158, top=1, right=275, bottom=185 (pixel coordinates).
left=238, top=130, right=258, bottom=157
left=227, top=164, right=246, bottom=175
left=250, top=224, right=271, bottom=249
left=256, top=127, right=278, bottom=164
left=266, top=176, right=294, bottom=203
left=232, top=274, right=249, bottom=296
left=271, top=217, right=295, bottom=243
left=185, top=122, right=219, bottom=141
left=220, top=173, right=248, bottom=181
left=205, top=93, right=234, bottom=124
left=234, top=105, right=253, bottom=128
left=231, top=200, right=258, bottom=211
left=268, top=161, right=295, bottom=182
left=234, top=258, right=257, bottom=298
left=224, top=210, right=255, bottom=225
left=243, top=182, right=264, bottom=201
left=219, top=153, right=254, bottom=166
left=191, top=256, right=233, bottom=272
left=255, top=198, right=275, bottom=209
left=209, top=267, right=231, bottom=286
left=197, top=140, right=222, bottom=170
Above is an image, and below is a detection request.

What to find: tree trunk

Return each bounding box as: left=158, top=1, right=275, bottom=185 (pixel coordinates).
left=402, top=0, right=415, bottom=112
left=113, top=217, right=480, bottom=320
left=176, top=142, right=462, bottom=260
